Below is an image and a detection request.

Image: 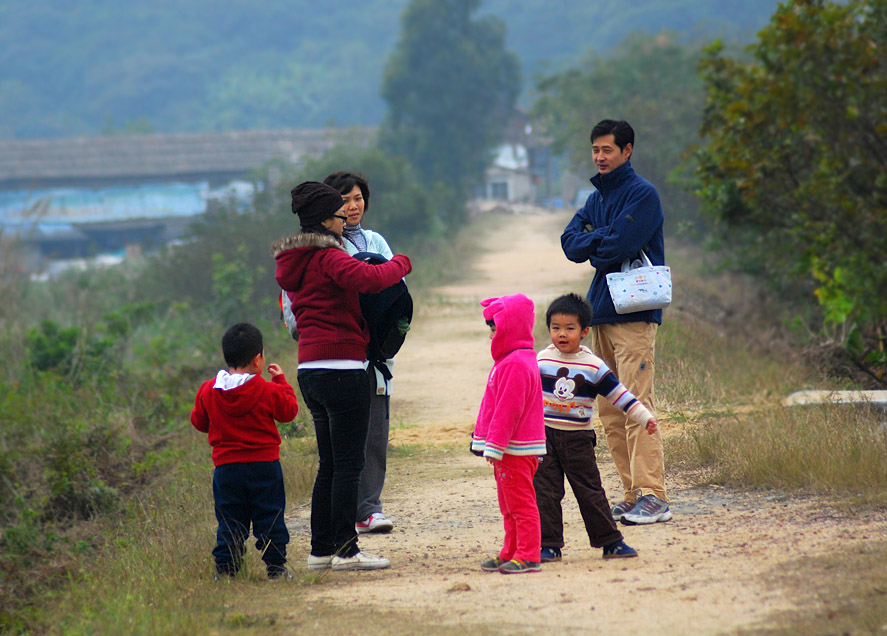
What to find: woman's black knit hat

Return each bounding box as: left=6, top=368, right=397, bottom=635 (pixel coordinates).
left=290, top=181, right=343, bottom=227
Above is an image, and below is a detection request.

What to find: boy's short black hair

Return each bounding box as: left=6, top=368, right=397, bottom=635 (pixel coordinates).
left=546, top=293, right=593, bottom=329
left=222, top=323, right=264, bottom=369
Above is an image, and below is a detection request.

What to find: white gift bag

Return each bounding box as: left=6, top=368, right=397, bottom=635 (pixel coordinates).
left=605, top=251, right=672, bottom=314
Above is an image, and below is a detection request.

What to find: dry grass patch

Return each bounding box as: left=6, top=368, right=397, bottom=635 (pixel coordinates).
left=666, top=403, right=887, bottom=505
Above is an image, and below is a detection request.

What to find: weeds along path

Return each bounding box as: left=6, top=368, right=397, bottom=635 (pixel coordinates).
left=283, top=209, right=887, bottom=636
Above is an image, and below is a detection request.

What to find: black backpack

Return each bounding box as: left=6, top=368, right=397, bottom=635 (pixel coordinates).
left=352, top=251, right=413, bottom=380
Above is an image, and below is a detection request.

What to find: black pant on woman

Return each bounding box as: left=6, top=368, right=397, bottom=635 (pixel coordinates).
left=298, top=368, right=371, bottom=558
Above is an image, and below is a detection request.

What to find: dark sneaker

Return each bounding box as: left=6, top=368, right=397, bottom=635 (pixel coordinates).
left=540, top=547, right=562, bottom=562
left=602, top=540, right=638, bottom=559
left=481, top=556, right=505, bottom=572
left=267, top=566, right=294, bottom=581
left=610, top=500, right=635, bottom=522
left=621, top=495, right=673, bottom=525
left=498, top=559, right=542, bottom=574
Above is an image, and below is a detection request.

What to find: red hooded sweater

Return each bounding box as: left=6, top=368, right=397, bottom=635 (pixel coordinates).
left=191, top=371, right=298, bottom=466
left=272, top=233, right=412, bottom=363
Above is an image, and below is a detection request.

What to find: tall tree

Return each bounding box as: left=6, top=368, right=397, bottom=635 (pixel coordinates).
left=378, top=0, right=521, bottom=217
left=696, top=0, right=887, bottom=381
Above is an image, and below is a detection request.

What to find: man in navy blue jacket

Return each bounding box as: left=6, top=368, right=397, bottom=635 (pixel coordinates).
left=560, top=119, right=671, bottom=526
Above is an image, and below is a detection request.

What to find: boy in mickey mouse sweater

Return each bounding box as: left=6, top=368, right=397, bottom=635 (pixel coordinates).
left=535, top=294, right=658, bottom=562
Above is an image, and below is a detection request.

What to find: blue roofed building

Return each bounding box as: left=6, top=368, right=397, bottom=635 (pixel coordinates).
left=0, top=127, right=372, bottom=269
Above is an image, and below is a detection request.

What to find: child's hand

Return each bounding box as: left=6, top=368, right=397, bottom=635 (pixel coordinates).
left=646, top=418, right=658, bottom=435
left=266, top=364, right=283, bottom=377
left=485, top=456, right=500, bottom=465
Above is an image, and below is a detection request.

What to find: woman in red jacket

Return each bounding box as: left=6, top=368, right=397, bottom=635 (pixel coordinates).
left=272, top=181, right=411, bottom=572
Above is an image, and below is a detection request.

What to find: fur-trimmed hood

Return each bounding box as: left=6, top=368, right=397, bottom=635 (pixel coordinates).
left=272, top=232, right=346, bottom=293
left=272, top=229, right=412, bottom=365
left=270, top=232, right=346, bottom=258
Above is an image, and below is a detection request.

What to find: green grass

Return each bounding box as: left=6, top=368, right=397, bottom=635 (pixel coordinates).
left=0, top=213, right=486, bottom=633
left=6, top=221, right=887, bottom=634
left=32, top=438, right=318, bottom=635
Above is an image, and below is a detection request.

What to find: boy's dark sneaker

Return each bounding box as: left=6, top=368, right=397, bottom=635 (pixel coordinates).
left=498, top=559, right=542, bottom=574
left=213, top=565, right=237, bottom=580
left=267, top=566, right=294, bottom=581
left=602, top=540, right=638, bottom=559
left=621, top=494, right=673, bottom=525
left=610, top=500, right=635, bottom=522
left=481, top=556, right=505, bottom=572
left=540, top=547, right=562, bottom=562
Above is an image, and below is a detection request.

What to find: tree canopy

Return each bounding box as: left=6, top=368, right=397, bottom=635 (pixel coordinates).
left=0, top=0, right=780, bottom=139
left=695, top=0, right=887, bottom=379
left=531, top=32, right=706, bottom=229
left=378, top=0, right=521, bottom=212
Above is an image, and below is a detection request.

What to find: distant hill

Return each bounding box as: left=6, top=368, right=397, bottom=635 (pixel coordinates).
left=0, top=0, right=780, bottom=139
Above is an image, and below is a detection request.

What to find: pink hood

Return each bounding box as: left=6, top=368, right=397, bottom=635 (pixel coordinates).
left=482, top=293, right=536, bottom=361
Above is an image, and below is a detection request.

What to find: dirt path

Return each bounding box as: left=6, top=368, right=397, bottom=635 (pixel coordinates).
left=285, top=209, right=887, bottom=635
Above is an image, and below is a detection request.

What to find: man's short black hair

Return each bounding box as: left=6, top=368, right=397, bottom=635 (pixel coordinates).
left=546, top=293, right=593, bottom=329
left=323, top=171, right=371, bottom=213
left=590, top=119, right=635, bottom=152
left=222, top=323, right=264, bottom=369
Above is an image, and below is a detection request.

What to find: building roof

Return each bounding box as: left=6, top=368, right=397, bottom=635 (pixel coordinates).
left=0, top=127, right=374, bottom=189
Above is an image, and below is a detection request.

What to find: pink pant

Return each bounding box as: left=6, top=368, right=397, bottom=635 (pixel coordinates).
left=494, top=454, right=541, bottom=563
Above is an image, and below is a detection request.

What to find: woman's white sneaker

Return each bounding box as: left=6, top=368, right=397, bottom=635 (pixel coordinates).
left=307, top=554, right=334, bottom=570
left=331, top=551, right=391, bottom=571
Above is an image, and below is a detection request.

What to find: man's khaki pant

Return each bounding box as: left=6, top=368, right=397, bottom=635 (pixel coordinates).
left=591, top=321, right=667, bottom=503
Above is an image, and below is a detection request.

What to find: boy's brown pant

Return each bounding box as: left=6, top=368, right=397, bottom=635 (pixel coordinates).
left=591, top=321, right=667, bottom=503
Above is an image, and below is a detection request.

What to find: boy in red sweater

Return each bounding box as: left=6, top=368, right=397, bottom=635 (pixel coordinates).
left=191, top=323, right=299, bottom=580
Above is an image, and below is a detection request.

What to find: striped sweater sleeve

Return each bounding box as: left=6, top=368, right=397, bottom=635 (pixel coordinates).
left=599, top=372, right=654, bottom=426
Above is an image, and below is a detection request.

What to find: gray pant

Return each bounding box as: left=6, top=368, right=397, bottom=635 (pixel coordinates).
left=357, top=368, right=390, bottom=521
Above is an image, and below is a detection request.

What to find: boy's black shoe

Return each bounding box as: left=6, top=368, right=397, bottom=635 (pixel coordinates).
left=267, top=565, right=294, bottom=581
left=602, top=540, right=638, bottom=559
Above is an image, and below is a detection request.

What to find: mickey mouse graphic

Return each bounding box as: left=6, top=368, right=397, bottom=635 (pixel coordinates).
left=552, top=367, right=590, bottom=419
left=551, top=367, right=591, bottom=419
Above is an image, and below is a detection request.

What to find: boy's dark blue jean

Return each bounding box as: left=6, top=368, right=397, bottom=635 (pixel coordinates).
left=212, top=460, right=289, bottom=575
left=298, top=368, right=371, bottom=558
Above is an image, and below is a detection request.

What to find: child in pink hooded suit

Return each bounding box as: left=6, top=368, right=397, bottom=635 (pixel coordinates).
left=472, top=294, right=547, bottom=573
